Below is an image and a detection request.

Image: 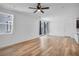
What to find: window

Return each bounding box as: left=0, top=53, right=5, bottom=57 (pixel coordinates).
left=0, top=12, right=14, bottom=34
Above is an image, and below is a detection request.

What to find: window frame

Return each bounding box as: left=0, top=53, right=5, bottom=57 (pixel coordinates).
left=0, top=12, right=14, bottom=35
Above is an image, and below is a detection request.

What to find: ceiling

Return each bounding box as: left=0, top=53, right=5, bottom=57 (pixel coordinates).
left=0, top=3, right=52, bottom=13
left=0, top=3, right=79, bottom=17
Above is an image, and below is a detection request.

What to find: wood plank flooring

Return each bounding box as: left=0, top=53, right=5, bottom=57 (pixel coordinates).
left=0, top=36, right=79, bottom=56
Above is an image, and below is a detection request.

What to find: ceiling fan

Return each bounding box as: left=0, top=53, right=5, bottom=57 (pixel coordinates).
left=29, top=3, right=49, bottom=13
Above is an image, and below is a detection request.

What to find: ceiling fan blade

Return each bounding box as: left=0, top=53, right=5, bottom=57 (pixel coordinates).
left=40, top=10, right=44, bottom=13
left=41, top=7, right=49, bottom=9
left=34, top=10, right=38, bottom=13
left=29, top=7, right=36, bottom=9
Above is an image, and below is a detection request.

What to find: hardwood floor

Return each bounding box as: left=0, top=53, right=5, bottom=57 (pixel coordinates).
left=0, top=35, right=79, bottom=56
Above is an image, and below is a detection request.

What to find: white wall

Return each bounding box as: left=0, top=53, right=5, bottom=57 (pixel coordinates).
left=48, top=4, right=79, bottom=42
left=0, top=7, right=40, bottom=48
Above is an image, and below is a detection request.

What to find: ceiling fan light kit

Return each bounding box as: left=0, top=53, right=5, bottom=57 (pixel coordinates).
left=29, top=3, right=49, bottom=14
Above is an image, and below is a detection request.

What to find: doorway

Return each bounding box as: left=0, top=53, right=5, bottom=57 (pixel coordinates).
left=39, top=20, right=49, bottom=36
